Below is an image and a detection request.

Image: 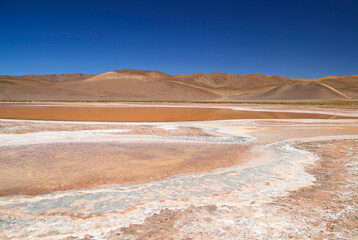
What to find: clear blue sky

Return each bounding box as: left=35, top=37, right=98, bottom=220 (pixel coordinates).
left=0, top=0, right=357, bottom=78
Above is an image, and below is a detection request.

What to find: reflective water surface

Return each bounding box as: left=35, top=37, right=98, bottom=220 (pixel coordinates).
left=0, top=103, right=353, bottom=121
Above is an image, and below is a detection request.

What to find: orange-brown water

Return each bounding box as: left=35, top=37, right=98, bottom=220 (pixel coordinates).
left=0, top=142, right=251, bottom=196
left=0, top=104, right=353, bottom=121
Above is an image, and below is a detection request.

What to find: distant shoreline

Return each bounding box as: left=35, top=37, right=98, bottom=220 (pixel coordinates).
left=1, top=99, right=358, bottom=106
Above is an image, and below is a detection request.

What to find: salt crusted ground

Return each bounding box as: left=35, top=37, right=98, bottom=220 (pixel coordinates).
left=0, top=104, right=357, bottom=239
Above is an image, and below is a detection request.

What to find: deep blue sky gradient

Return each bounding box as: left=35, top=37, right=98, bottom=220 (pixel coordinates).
left=1, top=0, right=357, bottom=78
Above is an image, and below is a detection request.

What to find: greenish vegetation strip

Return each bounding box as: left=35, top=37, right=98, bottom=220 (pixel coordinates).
left=1, top=100, right=358, bottom=106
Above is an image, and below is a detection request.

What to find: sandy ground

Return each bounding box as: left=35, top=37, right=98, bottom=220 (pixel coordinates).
left=0, top=103, right=357, bottom=239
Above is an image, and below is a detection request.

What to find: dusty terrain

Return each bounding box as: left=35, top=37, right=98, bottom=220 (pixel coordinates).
left=0, top=103, right=357, bottom=239
left=1, top=69, right=357, bottom=100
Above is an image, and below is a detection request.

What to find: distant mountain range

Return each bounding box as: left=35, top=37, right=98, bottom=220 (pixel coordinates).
left=1, top=69, right=357, bottom=101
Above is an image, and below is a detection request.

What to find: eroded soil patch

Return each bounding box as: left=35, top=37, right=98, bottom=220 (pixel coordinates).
left=96, top=139, right=358, bottom=240
left=0, top=142, right=250, bottom=196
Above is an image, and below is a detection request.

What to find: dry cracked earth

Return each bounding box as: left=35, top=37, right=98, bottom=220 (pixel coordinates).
left=0, top=104, right=357, bottom=239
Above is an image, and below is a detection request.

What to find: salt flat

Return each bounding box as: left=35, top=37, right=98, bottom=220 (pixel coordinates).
left=0, top=103, right=357, bottom=239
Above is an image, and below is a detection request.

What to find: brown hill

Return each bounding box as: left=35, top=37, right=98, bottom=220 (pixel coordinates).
left=174, top=73, right=293, bottom=96
left=290, top=75, right=358, bottom=98
left=0, top=78, right=92, bottom=100
left=316, top=75, right=358, bottom=98
left=235, top=82, right=349, bottom=100
left=0, top=69, right=356, bottom=101
left=56, top=69, right=220, bottom=101
left=86, top=69, right=175, bottom=82
left=0, top=73, right=96, bottom=83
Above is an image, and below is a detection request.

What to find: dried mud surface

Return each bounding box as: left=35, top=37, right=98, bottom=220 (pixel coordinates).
left=0, top=103, right=357, bottom=239
left=107, top=139, right=358, bottom=240
left=0, top=142, right=250, bottom=196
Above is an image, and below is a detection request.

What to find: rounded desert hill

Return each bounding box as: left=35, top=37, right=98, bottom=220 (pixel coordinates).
left=0, top=77, right=92, bottom=100
left=175, top=73, right=293, bottom=93
left=234, top=82, right=349, bottom=100
left=57, top=69, right=220, bottom=101
left=0, top=73, right=96, bottom=83
left=85, top=69, right=175, bottom=82
left=317, top=75, right=358, bottom=98
left=1, top=69, right=356, bottom=101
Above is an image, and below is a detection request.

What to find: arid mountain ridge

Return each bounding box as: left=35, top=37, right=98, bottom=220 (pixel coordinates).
left=0, top=73, right=96, bottom=83
left=1, top=69, right=357, bottom=101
